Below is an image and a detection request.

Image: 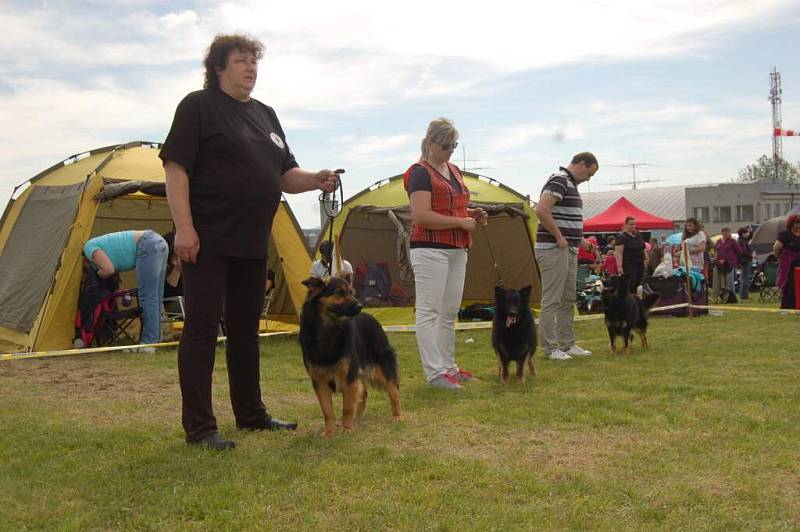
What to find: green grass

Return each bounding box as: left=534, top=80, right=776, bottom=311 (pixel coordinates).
left=1, top=307, right=798, bottom=530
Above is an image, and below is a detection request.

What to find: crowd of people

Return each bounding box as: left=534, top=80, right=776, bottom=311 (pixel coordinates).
left=74, top=33, right=798, bottom=450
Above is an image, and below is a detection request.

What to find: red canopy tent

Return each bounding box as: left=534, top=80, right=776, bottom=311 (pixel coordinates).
left=583, top=197, right=674, bottom=232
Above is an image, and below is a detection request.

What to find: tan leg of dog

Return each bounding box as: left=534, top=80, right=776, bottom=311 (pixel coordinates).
left=312, top=380, right=336, bottom=437
left=372, top=367, right=402, bottom=420
left=515, top=360, right=525, bottom=384
left=386, top=382, right=402, bottom=420
left=640, top=332, right=648, bottom=349
left=341, top=381, right=359, bottom=432
left=356, top=385, right=368, bottom=418
left=527, top=353, right=536, bottom=379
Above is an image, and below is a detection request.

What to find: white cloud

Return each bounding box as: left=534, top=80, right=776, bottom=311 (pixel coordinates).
left=1, top=0, right=799, bottom=220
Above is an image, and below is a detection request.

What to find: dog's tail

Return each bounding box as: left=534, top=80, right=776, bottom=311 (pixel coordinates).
left=641, top=292, right=661, bottom=310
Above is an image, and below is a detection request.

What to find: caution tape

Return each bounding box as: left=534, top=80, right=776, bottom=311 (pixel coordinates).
left=0, top=330, right=296, bottom=362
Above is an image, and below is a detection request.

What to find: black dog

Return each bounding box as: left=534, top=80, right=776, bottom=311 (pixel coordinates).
left=602, top=275, right=660, bottom=355
left=492, top=286, right=537, bottom=384
left=299, top=276, right=402, bottom=437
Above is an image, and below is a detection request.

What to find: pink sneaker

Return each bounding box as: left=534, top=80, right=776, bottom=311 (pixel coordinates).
left=452, top=369, right=477, bottom=382
left=429, top=374, right=464, bottom=390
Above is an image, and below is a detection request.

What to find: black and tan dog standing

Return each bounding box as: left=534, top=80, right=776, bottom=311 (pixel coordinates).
left=602, top=274, right=660, bottom=354
left=299, top=276, right=402, bottom=437
left=492, top=285, right=537, bottom=384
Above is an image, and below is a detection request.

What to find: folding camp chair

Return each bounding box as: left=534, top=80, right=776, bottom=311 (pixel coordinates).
left=162, top=296, right=185, bottom=322
left=97, top=289, right=143, bottom=345
left=76, top=286, right=142, bottom=347
left=75, top=262, right=143, bottom=347
left=758, top=261, right=780, bottom=302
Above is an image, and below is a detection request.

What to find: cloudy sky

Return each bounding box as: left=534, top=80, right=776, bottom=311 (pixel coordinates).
left=2, top=0, right=799, bottom=228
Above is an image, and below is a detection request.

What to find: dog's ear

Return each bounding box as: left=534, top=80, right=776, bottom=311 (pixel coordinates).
left=494, top=286, right=505, bottom=302
left=302, top=277, right=326, bottom=299
left=520, top=285, right=532, bottom=301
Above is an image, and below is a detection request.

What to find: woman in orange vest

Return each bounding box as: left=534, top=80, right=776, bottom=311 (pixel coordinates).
left=404, top=118, right=487, bottom=390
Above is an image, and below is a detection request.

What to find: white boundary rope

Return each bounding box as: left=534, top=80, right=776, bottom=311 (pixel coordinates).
left=2, top=304, right=796, bottom=361
left=0, top=330, right=296, bottom=362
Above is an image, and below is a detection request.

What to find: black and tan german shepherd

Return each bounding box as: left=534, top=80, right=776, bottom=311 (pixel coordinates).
left=492, top=285, right=537, bottom=384
left=602, top=275, right=660, bottom=355
left=299, top=276, right=402, bottom=437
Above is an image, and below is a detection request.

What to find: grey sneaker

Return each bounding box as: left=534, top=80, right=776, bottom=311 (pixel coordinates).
left=565, top=345, right=592, bottom=356
left=124, top=346, right=157, bottom=354
left=429, top=374, right=464, bottom=390
left=546, top=349, right=573, bottom=360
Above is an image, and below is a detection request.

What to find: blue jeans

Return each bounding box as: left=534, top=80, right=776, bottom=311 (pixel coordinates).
left=739, top=261, right=753, bottom=299
left=136, top=231, right=168, bottom=344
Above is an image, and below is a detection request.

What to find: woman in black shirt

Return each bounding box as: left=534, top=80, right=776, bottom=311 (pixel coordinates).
left=614, top=216, right=646, bottom=293
left=161, top=34, right=339, bottom=450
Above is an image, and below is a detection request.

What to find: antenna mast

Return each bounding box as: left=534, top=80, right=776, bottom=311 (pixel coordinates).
left=607, top=162, right=658, bottom=189
left=770, top=66, right=782, bottom=180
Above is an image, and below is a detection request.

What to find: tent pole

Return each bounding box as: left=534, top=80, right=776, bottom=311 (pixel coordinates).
left=682, top=242, right=694, bottom=318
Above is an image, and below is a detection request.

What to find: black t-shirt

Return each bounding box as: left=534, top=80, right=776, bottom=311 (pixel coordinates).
left=406, top=164, right=462, bottom=249
left=407, top=164, right=463, bottom=194
left=779, top=230, right=800, bottom=252
left=616, top=231, right=645, bottom=266
left=159, top=88, right=298, bottom=259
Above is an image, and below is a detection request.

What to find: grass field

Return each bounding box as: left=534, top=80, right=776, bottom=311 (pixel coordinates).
left=1, top=305, right=798, bottom=530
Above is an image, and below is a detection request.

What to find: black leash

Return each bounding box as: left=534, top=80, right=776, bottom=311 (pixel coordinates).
left=480, top=220, right=505, bottom=287
left=319, top=169, right=345, bottom=276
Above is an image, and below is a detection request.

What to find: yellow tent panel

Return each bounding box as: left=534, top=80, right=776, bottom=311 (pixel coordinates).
left=0, top=142, right=311, bottom=353
left=315, top=172, right=541, bottom=326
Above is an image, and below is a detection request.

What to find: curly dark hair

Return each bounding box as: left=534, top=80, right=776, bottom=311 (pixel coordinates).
left=203, top=34, right=265, bottom=89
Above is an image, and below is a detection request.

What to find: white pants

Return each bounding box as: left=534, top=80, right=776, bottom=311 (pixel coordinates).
left=410, top=247, right=468, bottom=381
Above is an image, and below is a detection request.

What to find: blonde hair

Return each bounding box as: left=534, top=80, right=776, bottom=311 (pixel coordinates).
left=420, top=117, right=459, bottom=160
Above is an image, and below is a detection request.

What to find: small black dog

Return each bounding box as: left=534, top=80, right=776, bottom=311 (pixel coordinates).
left=602, top=275, right=660, bottom=355
left=299, top=276, right=402, bottom=437
left=492, top=285, right=537, bottom=384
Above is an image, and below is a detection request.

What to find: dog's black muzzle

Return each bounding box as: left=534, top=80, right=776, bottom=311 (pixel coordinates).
left=331, top=302, right=363, bottom=317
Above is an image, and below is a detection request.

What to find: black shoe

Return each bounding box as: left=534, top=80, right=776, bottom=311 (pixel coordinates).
left=188, top=432, right=236, bottom=450
left=237, top=417, right=298, bottom=432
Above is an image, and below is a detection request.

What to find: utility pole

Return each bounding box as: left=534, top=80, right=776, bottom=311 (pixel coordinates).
left=770, top=66, right=782, bottom=181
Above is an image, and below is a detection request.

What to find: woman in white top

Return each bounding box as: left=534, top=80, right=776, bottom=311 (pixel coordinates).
left=681, top=217, right=707, bottom=272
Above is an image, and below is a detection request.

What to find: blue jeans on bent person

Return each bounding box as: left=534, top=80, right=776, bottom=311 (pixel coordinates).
left=135, top=231, right=168, bottom=344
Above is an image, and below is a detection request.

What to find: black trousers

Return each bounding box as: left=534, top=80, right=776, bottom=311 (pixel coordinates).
left=623, top=261, right=644, bottom=293
left=178, top=253, right=269, bottom=442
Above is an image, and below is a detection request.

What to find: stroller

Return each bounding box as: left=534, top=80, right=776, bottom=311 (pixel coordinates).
left=576, top=264, right=604, bottom=313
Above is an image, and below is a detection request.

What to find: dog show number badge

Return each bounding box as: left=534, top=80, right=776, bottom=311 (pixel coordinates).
left=270, top=132, right=285, bottom=150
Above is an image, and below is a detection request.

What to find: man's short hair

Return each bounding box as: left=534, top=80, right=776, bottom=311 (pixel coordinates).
left=571, top=152, right=598, bottom=168
left=721, top=226, right=731, bottom=233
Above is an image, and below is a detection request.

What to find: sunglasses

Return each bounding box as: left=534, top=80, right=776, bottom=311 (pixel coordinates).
left=438, top=141, right=459, bottom=151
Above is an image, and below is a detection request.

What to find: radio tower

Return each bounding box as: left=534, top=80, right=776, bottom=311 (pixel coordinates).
left=770, top=66, right=782, bottom=180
